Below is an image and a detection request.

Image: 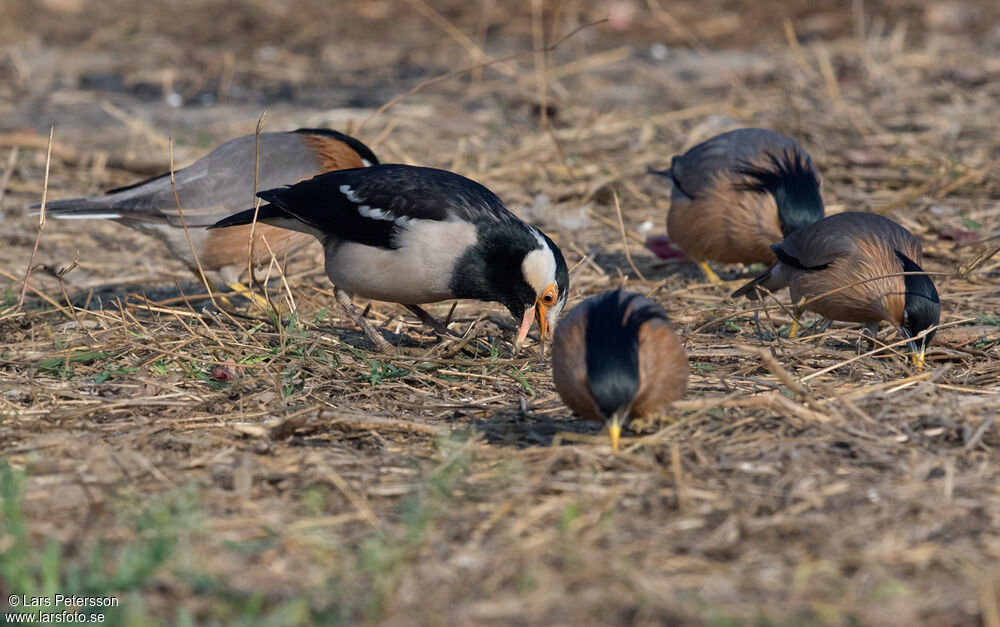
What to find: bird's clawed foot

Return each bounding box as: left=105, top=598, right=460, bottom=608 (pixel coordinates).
left=226, top=282, right=272, bottom=310
left=752, top=311, right=775, bottom=342
left=856, top=322, right=880, bottom=355
left=334, top=288, right=394, bottom=352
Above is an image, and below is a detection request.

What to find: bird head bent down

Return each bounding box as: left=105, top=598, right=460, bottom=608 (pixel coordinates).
left=513, top=230, right=570, bottom=352
left=895, top=251, right=940, bottom=369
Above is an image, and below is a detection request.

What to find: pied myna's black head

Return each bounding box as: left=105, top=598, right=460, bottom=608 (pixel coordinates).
left=210, top=164, right=570, bottom=350
left=896, top=250, right=940, bottom=368
left=487, top=227, right=570, bottom=351
left=551, top=289, right=688, bottom=449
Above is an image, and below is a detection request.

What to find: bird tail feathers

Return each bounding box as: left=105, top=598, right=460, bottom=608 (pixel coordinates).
left=731, top=269, right=774, bottom=301
left=28, top=198, right=122, bottom=219
left=209, top=204, right=287, bottom=229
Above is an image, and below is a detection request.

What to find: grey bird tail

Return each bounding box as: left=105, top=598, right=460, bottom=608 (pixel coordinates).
left=29, top=197, right=123, bottom=219
left=731, top=268, right=774, bottom=301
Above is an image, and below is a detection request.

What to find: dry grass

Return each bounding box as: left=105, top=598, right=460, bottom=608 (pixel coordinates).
left=2, top=0, right=1000, bottom=625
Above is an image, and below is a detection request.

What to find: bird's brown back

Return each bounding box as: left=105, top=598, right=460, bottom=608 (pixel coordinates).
left=632, top=319, right=689, bottom=418
left=668, top=167, right=784, bottom=264
left=780, top=212, right=923, bottom=325
left=300, top=134, right=369, bottom=172
left=550, top=304, right=605, bottom=424
left=551, top=294, right=688, bottom=424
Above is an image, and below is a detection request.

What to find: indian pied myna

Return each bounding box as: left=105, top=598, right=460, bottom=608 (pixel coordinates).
left=732, top=211, right=940, bottom=368
left=35, top=129, right=377, bottom=302
left=647, top=128, right=824, bottom=283
left=551, top=289, right=688, bottom=450
left=210, top=164, right=570, bottom=352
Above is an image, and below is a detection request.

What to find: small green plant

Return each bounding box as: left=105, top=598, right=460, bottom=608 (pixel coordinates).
left=364, top=359, right=408, bottom=386
left=0, top=462, right=193, bottom=625
left=960, top=215, right=981, bottom=231
left=977, top=314, right=1000, bottom=327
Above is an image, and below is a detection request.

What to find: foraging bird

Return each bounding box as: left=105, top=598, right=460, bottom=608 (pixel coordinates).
left=647, top=128, right=824, bottom=283
left=551, top=289, right=688, bottom=450
left=211, top=164, right=570, bottom=352
left=731, top=212, right=940, bottom=368
left=35, top=129, right=378, bottom=303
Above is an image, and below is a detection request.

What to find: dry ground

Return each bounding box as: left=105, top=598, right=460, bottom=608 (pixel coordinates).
left=2, top=0, right=1000, bottom=624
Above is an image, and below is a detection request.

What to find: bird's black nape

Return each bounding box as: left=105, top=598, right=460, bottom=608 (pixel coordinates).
left=895, top=250, right=940, bottom=347
left=584, top=290, right=668, bottom=420
left=293, top=128, right=380, bottom=166
left=736, top=151, right=823, bottom=237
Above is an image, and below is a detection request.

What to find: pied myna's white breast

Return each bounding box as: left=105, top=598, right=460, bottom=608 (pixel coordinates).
left=324, top=219, right=479, bottom=304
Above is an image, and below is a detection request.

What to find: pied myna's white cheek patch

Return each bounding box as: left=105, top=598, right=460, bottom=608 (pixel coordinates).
left=325, top=219, right=478, bottom=304
left=521, top=247, right=557, bottom=295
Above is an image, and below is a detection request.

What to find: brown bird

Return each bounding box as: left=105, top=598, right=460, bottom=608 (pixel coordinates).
left=551, top=289, right=688, bottom=449
left=731, top=212, right=940, bottom=368
left=647, top=128, right=824, bottom=283
left=35, top=128, right=378, bottom=304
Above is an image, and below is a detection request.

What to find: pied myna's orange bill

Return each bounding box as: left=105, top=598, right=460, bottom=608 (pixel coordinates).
left=211, top=165, right=569, bottom=353
left=551, top=289, right=688, bottom=450
left=732, top=211, right=940, bottom=368
left=647, top=128, right=824, bottom=283
left=34, top=129, right=378, bottom=300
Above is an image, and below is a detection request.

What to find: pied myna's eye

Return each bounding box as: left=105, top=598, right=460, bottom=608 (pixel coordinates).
left=540, top=284, right=558, bottom=306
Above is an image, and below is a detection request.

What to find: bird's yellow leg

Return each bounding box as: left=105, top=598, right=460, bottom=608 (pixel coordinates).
left=788, top=320, right=799, bottom=338
left=227, top=282, right=272, bottom=310
left=186, top=267, right=236, bottom=308
left=696, top=261, right=723, bottom=285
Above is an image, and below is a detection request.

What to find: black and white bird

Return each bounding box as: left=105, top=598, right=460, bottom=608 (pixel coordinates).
left=211, top=164, right=570, bottom=352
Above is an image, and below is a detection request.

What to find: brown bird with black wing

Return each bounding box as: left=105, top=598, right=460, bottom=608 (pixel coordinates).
left=551, top=289, right=688, bottom=450
left=35, top=128, right=378, bottom=304
left=732, top=212, right=940, bottom=368
left=647, top=128, right=825, bottom=283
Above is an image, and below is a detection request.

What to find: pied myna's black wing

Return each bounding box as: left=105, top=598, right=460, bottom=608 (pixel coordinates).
left=213, top=165, right=517, bottom=249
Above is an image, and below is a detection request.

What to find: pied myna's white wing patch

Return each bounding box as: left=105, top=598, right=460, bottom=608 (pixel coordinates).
left=339, top=184, right=365, bottom=203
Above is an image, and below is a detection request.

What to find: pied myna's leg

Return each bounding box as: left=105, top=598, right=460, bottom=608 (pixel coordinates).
left=334, top=287, right=393, bottom=352
left=696, top=261, right=724, bottom=285
left=404, top=304, right=457, bottom=337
